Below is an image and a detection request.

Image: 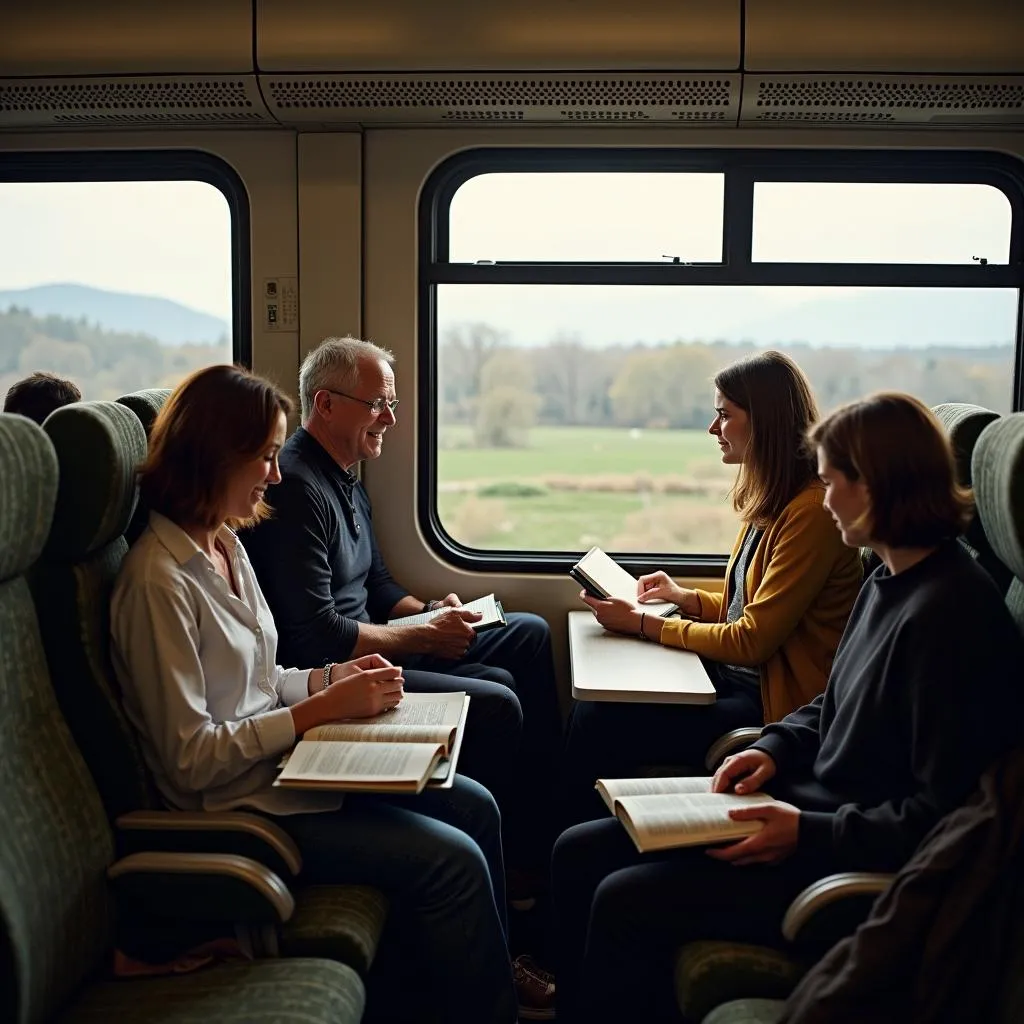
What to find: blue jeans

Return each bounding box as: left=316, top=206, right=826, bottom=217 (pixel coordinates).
left=403, top=611, right=564, bottom=870
left=275, top=776, right=516, bottom=1024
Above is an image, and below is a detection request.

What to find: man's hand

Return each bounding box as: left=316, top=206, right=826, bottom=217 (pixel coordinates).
left=712, top=748, right=777, bottom=795
left=706, top=802, right=800, bottom=866
left=419, top=608, right=481, bottom=659
left=580, top=593, right=642, bottom=636
left=440, top=593, right=462, bottom=608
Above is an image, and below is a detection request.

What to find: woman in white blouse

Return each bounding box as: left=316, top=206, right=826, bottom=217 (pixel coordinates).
left=111, top=364, right=516, bottom=1024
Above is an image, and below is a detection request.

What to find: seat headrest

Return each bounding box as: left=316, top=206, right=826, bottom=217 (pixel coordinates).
left=973, top=414, right=1024, bottom=582
left=42, top=402, right=147, bottom=561
left=932, top=403, right=1000, bottom=488
left=116, top=388, right=171, bottom=437
left=0, top=413, right=58, bottom=581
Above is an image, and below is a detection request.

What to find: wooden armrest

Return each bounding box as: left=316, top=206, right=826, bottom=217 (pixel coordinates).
left=109, top=851, right=295, bottom=924
left=116, top=810, right=301, bottom=878
left=782, top=871, right=894, bottom=944
left=704, top=727, right=765, bottom=772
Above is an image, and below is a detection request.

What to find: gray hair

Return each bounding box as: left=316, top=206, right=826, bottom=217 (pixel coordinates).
left=299, top=336, right=395, bottom=421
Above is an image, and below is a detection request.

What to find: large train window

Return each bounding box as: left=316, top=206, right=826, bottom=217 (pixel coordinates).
left=420, top=150, right=1024, bottom=572
left=0, top=151, right=247, bottom=403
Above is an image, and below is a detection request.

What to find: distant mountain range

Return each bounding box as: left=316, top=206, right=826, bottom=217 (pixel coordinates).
left=0, top=283, right=229, bottom=346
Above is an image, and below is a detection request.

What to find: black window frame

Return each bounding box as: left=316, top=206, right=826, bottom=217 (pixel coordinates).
left=0, top=149, right=250, bottom=366
left=419, top=147, right=1024, bottom=576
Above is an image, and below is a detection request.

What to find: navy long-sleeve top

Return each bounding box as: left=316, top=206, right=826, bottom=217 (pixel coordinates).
left=241, top=427, right=409, bottom=667
left=753, top=540, right=1024, bottom=872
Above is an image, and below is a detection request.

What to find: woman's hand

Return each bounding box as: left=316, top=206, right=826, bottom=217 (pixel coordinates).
left=705, top=802, right=800, bottom=866
left=637, top=571, right=700, bottom=616
left=712, top=748, right=777, bottom=795
left=580, top=592, right=642, bottom=636
left=322, top=655, right=405, bottom=719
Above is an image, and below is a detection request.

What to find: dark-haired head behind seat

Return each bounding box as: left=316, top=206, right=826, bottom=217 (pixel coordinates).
left=3, top=370, right=81, bottom=425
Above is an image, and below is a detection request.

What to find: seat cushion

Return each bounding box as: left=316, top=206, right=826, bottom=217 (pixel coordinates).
left=61, top=958, right=365, bottom=1024
left=703, top=997, right=786, bottom=1024
left=282, top=884, right=389, bottom=976
left=675, top=941, right=806, bottom=1023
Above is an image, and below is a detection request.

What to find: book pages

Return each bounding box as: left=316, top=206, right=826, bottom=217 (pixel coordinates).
left=305, top=692, right=466, bottom=754
left=275, top=740, right=443, bottom=792
left=615, top=792, right=774, bottom=853
left=596, top=775, right=713, bottom=812
left=387, top=594, right=506, bottom=631
left=571, top=547, right=677, bottom=615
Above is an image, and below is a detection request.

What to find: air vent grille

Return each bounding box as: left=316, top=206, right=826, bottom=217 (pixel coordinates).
left=0, top=76, right=273, bottom=128
left=741, top=75, right=1024, bottom=125
left=262, top=73, right=738, bottom=124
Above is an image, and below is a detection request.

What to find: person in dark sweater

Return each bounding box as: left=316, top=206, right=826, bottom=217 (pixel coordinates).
left=549, top=393, right=1024, bottom=1024
left=241, top=337, right=563, bottom=911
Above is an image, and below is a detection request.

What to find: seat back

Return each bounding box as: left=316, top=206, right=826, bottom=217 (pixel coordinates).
left=116, top=387, right=171, bottom=544
left=933, top=402, right=1012, bottom=594
left=973, top=413, right=1024, bottom=632
left=0, top=413, right=115, bottom=1024
left=32, top=401, right=159, bottom=820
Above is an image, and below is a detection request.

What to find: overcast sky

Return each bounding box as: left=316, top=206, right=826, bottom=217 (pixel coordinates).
left=0, top=174, right=1012, bottom=345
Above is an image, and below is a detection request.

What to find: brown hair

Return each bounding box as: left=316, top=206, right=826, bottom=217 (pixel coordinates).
left=3, top=371, right=81, bottom=425
left=810, top=392, right=972, bottom=548
left=140, top=365, right=293, bottom=530
left=715, top=350, right=820, bottom=527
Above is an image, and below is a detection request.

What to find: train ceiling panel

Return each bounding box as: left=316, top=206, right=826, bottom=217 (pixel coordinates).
left=740, top=74, right=1024, bottom=127
left=0, top=78, right=274, bottom=129
left=745, top=0, right=1024, bottom=74
left=0, top=1, right=1021, bottom=131
left=0, top=0, right=254, bottom=76
left=261, top=73, right=740, bottom=126
left=256, top=0, right=740, bottom=73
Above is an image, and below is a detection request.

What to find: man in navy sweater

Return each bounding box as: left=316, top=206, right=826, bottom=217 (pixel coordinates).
left=243, top=336, right=562, bottom=884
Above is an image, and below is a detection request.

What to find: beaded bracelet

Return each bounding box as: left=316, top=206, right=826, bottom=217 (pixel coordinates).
left=639, top=612, right=648, bottom=641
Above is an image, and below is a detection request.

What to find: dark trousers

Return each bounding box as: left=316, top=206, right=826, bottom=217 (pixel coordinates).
left=560, top=668, right=764, bottom=827
left=552, top=817, right=826, bottom=1024
left=276, top=776, right=515, bottom=1024
left=402, top=611, right=564, bottom=870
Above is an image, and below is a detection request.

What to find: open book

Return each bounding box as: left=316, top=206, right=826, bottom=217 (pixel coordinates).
left=274, top=692, right=469, bottom=794
left=596, top=776, right=776, bottom=853
left=387, top=594, right=507, bottom=633
left=570, top=547, right=678, bottom=616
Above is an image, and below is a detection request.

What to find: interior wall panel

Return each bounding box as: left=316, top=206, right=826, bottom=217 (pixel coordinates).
left=257, top=0, right=740, bottom=72
left=0, top=1, right=254, bottom=76
left=297, top=133, right=363, bottom=363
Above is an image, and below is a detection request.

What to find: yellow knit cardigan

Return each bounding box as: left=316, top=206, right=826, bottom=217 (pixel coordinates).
left=658, top=482, right=862, bottom=722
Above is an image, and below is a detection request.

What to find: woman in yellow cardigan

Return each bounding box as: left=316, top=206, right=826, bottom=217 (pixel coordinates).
left=562, top=350, right=862, bottom=824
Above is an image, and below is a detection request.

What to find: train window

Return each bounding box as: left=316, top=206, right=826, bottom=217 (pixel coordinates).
left=421, top=150, right=1024, bottom=571
left=752, top=182, right=1012, bottom=265
left=449, top=172, right=724, bottom=263
left=1, top=154, right=244, bottom=404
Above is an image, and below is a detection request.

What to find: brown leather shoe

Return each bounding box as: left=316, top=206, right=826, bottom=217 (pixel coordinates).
left=514, top=954, right=556, bottom=1020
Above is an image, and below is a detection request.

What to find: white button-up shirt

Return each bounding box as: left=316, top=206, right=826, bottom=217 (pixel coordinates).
left=111, top=512, right=341, bottom=815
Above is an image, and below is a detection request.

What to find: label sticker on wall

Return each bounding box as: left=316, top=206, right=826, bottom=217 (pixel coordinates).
left=263, top=277, right=298, bottom=332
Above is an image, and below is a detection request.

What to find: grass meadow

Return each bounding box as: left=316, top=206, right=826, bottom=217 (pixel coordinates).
left=436, top=425, right=739, bottom=553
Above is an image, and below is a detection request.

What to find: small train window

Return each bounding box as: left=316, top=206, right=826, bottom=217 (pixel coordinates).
left=0, top=152, right=246, bottom=403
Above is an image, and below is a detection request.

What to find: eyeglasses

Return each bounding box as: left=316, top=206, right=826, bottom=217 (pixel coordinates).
left=322, top=388, right=400, bottom=415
